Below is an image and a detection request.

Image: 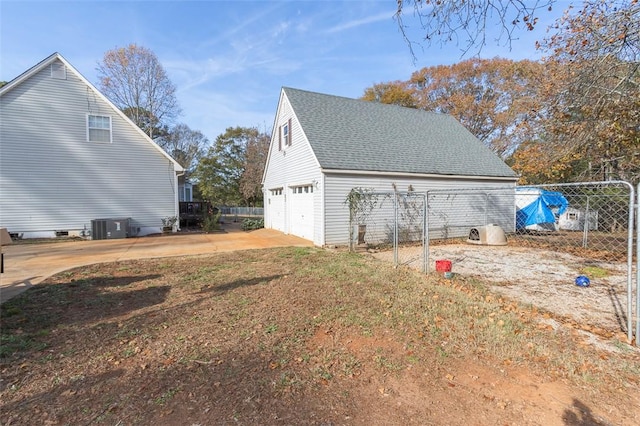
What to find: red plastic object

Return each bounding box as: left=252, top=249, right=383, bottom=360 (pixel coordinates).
left=435, top=260, right=452, bottom=273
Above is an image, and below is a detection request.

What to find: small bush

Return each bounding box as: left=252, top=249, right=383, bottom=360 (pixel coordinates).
left=242, top=217, right=264, bottom=231
left=202, top=211, right=222, bottom=233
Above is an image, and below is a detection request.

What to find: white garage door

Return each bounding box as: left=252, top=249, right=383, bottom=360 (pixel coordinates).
left=290, top=185, right=314, bottom=241
left=267, top=188, right=285, bottom=232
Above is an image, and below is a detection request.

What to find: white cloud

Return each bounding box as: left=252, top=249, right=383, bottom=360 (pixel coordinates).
left=325, top=11, right=394, bottom=34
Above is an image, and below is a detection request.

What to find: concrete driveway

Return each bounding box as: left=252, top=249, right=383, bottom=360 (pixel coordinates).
left=0, top=228, right=313, bottom=304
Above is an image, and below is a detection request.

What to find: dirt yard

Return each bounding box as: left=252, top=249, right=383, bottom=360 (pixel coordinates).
left=374, top=243, right=635, bottom=342
left=1, top=247, right=639, bottom=425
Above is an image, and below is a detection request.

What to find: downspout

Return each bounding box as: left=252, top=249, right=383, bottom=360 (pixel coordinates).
left=175, top=169, right=185, bottom=231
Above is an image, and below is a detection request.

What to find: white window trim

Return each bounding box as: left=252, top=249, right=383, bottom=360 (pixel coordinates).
left=290, top=184, right=313, bottom=194
left=86, top=114, right=112, bottom=143
left=282, top=122, right=289, bottom=146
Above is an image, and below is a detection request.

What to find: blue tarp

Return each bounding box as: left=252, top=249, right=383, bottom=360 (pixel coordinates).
left=516, top=190, right=569, bottom=230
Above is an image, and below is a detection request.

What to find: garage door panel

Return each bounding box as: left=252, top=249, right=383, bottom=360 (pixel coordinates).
left=268, top=190, right=285, bottom=232
left=290, top=185, right=314, bottom=241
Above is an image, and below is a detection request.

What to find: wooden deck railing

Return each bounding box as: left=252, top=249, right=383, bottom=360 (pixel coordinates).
left=179, top=202, right=212, bottom=227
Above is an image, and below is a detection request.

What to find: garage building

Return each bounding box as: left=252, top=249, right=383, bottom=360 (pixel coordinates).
left=261, top=87, right=518, bottom=246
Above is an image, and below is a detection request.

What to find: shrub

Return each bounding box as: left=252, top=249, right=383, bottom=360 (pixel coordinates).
left=202, top=210, right=221, bottom=233
left=242, top=217, right=264, bottom=231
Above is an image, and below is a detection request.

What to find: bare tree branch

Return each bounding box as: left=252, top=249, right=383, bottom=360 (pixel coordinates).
left=395, top=0, right=556, bottom=59
left=97, top=44, right=181, bottom=138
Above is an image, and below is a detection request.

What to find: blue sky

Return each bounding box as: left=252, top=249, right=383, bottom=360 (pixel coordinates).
left=1, top=1, right=567, bottom=143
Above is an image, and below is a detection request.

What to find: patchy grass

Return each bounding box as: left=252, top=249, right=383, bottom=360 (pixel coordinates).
left=580, top=265, right=611, bottom=278
left=1, top=247, right=638, bottom=425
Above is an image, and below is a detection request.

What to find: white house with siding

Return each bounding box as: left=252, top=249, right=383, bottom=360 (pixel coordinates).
left=262, top=87, right=519, bottom=246
left=0, top=53, right=184, bottom=239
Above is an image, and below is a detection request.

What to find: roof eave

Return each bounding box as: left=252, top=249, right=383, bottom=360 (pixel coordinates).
left=320, top=168, right=519, bottom=181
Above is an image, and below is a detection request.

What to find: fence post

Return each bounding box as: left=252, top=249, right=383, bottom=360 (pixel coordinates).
left=625, top=183, right=636, bottom=344
left=582, top=196, right=590, bottom=248
left=422, top=193, right=427, bottom=273
left=393, top=192, right=398, bottom=266
left=425, top=192, right=431, bottom=274
left=636, top=183, right=639, bottom=346
left=484, top=192, right=489, bottom=225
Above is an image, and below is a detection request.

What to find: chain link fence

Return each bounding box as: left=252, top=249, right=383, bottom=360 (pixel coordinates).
left=637, top=182, right=640, bottom=344
left=218, top=206, right=264, bottom=217
left=348, top=191, right=426, bottom=270
left=349, top=181, right=638, bottom=345
left=509, top=182, right=633, bottom=262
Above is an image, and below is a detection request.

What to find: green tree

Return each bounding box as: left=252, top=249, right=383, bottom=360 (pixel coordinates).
left=194, top=127, right=270, bottom=206
left=97, top=44, right=181, bottom=139
left=157, top=123, right=209, bottom=174
left=121, top=107, right=169, bottom=141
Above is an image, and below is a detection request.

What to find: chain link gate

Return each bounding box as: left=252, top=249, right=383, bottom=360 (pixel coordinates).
left=515, top=181, right=636, bottom=345
left=348, top=191, right=427, bottom=272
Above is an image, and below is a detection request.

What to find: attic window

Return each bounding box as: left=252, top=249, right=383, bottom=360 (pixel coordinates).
left=283, top=122, right=290, bottom=146
left=51, top=62, right=66, bottom=80
left=87, top=114, right=112, bottom=143
left=279, top=118, right=292, bottom=151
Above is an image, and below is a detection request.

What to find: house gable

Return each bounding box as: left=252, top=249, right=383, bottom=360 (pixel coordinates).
left=262, top=88, right=323, bottom=244
left=0, top=53, right=183, bottom=237
left=0, top=53, right=184, bottom=172
left=262, top=89, right=322, bottom=187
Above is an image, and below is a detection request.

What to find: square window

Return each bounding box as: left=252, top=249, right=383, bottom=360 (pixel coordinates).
left=87, top=114, right=112, bottom=142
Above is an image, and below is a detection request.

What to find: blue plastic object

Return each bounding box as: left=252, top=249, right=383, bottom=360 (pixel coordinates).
left=516, top=189, right=569, bottom=230
left=575, top=275, right=590, bottom=287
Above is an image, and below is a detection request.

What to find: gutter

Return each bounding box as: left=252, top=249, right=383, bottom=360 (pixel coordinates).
left=320, top=168, right=518, bottom=182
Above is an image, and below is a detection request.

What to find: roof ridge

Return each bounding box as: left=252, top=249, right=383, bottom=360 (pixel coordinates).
left=282, top=86, right=445, bottom=118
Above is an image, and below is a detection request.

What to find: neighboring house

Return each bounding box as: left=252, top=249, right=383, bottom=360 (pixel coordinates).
left=262, top=87, right=519, bottom=246
left=0, top=53, right=184, bottom=239
left=558, top=207, right=598, bottom=232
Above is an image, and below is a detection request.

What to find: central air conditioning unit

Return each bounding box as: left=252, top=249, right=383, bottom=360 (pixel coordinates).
left=91, top=218, right=131, bottom=240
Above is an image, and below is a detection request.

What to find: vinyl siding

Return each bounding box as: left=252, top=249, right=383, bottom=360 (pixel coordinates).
left=0, top=58, right=179, bottom=236
left=323, top=173, right=516, bottom=246
left=262, top=92, right=323, bottom=245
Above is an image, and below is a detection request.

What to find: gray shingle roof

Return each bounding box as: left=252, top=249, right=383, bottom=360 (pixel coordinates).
left=283, top=87, right=517, bottom=178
